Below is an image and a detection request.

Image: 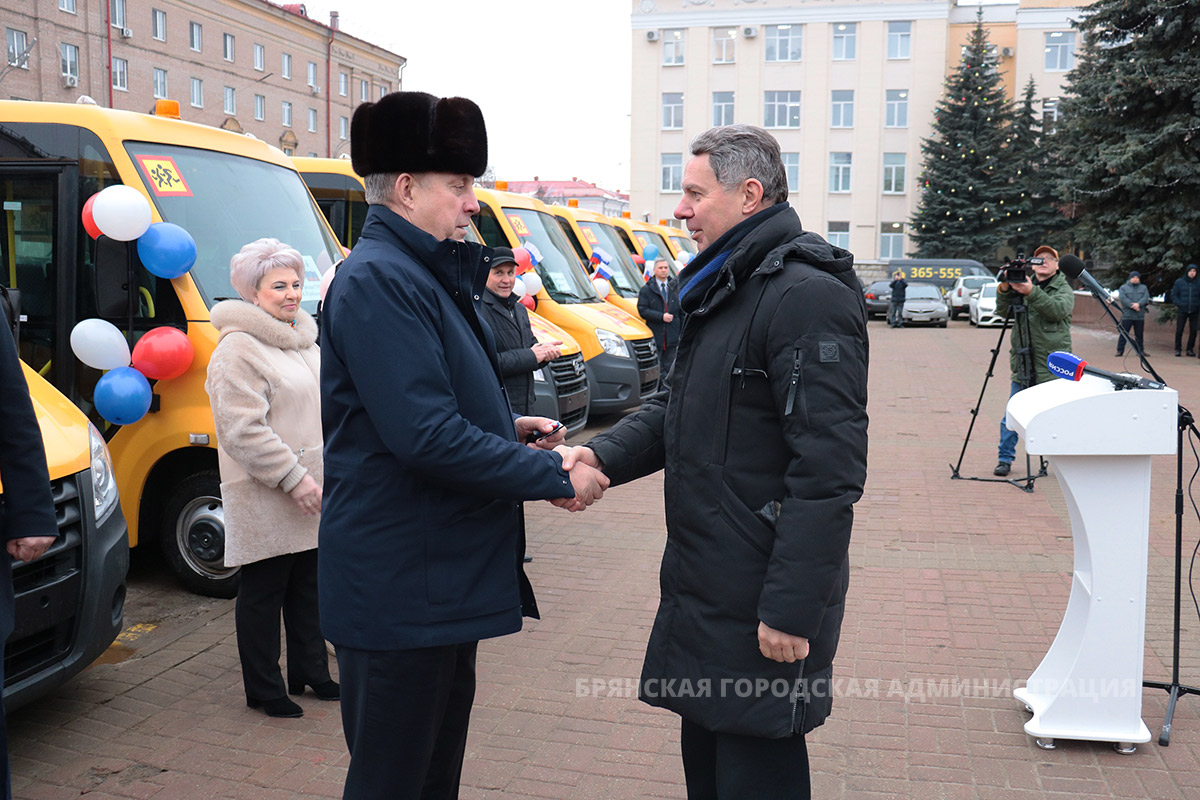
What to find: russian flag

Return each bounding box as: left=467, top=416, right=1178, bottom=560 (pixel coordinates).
left=590, top=247, right=614, bottom=280
left=524, top=242, right=542, bottom=266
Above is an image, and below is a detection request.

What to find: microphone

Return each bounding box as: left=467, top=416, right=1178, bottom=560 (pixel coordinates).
left=1059, top=254, right=1111, bottom=303
left=1047, top=350, right=1166, bottom=391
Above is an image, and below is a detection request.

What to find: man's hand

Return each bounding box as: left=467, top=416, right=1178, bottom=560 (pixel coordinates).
left=7, top=536, right=56, bottom=563
left=662, top=312, right=674, bottom=323
left=1132, top=302, right=1141, bottom=311
left=1010, top=278, right=1034, bottom=296
left=532, top=341, right=563, bottom=363
left=290, top=474, right=323, bottom=516
left=758, top=621, right=809, bottom=663
left=554, top=445, right=601, bottom=470
left=549, top=446, right=608, bottom=511
left=516, top=416, right=566, bottom=449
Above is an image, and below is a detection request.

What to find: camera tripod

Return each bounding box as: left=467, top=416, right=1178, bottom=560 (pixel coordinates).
left=949, top=289, right=1047, bottom=492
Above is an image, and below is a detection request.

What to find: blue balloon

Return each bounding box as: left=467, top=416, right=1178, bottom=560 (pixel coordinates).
left=643, top=244, right=660, bottom=262
left=94, top=366, right=153, bottom=425
left=137, top=222, right=197, bottom=279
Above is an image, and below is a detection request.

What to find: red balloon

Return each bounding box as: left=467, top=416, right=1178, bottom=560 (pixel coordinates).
left=519, top=294, right=536, bottom=311
left=82, top=194, right=102, bottom=240
left=131, top=326, right=194, bottom=381
left=513, top=247, right=533, bottom=274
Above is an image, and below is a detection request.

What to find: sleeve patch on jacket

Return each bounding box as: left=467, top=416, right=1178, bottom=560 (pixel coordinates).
left=819, top=342, right=840, bottom=363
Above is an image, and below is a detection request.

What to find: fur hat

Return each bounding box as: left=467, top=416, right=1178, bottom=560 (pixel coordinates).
left=350, top=91, right=488, bottom=178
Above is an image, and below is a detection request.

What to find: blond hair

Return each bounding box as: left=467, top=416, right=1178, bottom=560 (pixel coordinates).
left=229, top=238, right=304, bottom=302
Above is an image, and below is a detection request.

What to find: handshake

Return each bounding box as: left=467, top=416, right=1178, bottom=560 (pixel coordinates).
left=516, top=416, right=609, bottom=513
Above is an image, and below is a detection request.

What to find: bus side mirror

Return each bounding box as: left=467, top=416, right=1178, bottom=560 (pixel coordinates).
left=94, top=235, right=137, bottom=318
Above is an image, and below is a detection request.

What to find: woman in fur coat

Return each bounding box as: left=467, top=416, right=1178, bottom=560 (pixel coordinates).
left=206, top=238, right=336, bottom=718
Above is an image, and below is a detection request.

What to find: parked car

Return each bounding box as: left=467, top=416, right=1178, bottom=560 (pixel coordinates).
left=902, top=283, right=949, bottom=327
left=947, top=275, right=996, bottom=319
left=864, top=280, right=892, bottom=319
left=969, top=282, right=1004, bottom=326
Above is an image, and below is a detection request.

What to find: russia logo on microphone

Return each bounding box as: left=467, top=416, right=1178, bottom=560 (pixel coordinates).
left=1047, top=351, right=1087, bottom=381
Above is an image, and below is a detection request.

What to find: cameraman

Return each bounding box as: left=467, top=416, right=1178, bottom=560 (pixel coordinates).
left=993, top=245, right=1075, bottom=477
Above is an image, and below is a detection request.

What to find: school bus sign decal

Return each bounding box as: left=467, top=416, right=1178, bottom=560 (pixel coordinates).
left=135, top=155, right=193, bottom=197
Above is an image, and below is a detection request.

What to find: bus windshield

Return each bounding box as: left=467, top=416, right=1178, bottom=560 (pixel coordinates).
left=635, top=230, right=673, bottom=262
left=503, top=208, right=599, bottom=304
left=125, top=142, right=342, bottom=314
left=670, top=233, right=698, bottom=255
left=575, top=221, right=643, bottom=297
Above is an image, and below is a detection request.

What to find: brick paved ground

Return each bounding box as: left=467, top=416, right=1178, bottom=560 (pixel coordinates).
left=11, top=311, right=1200, bottom=799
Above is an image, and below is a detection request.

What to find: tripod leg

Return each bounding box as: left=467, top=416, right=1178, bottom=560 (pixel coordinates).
left=950, top=319, right=1010, bottom=478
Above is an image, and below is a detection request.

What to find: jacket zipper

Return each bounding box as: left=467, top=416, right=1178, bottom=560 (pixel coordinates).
left=784, top=348, right=802, bottom=415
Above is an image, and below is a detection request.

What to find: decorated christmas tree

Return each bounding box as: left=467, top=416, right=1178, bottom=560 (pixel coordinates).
left=1004, top=77, right=1068, bottom=255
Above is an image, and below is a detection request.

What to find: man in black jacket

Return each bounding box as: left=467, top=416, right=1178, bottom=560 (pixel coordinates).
left=1171, top=264, right=1200, bottom=356
left=637, top=258, right=681, bottom=372
left=560, top=124, right=868, bottom=799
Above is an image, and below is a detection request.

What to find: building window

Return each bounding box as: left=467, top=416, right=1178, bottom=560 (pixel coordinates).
left=254, top=94, right=265, bottom=121
left=6, top=29, right=29, bottom=68
left=885, top=90, right=909, bottom=128
left=663, top=29, right=685, bottom=65
left=59, top=0, right=76, bottom=12
left=827, top=221, right=850, bottom=250
left=832, top=23, right=856, bottom=61
left=153, top=68, right=168, bottom=99
left=765, top=24, right=801, bottom=62
left=281, top=52, right=291, bottom=79
left=223, top=33, right=234, bottom=62
left=60, top=43, right=79, bottom=79
left=713, top=91, right=734, bottom=126
left=112, top=56, right=127, bottom=90
left=224, top=86, right=235, bottom=115
left=887, top=21, right=911, bottom=60
left=282, top=101, right=292, bottom=128
left=339, top=72, right=348, bottom=96
left=661, top=153, right=683, bottom=192
left=1042, top=98, right=1060, bottom=134
left=253, top=43, right=264, bottom=71
left=152, top=9, right=166, bottom=41
left=110, top=0, right=126, bottom=29
left=379, top=84, right=388, bottom=98
left=189, top=22, right=201, bottom=51
left=190, top=77, right=203, bottom=108
left=880, top=223, right=905, bottom=259
left=829, top=152, right=852, bottom=193
left=831, top=90, right=854, bottom=128
left=339, top=116, right=349, bottom=140
left=307, top=61, right=317, bottom=87
left=360, top=79, right=369, bottom=101
left=782, top=153, right=800, bottom=193
left=308, top=108, right=317, bottom=132
left=713, top=28, right=736, bottom=64
left=882, top=153, right=907, bottom=194
left=1045, top=31, right=1075, bottom=72
left=764, top=91, right=801, bottom=129
left=662, top=93, right=683, bottom=129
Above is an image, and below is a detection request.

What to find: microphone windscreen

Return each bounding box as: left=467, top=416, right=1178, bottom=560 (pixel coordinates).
left=1059, top=253, right=1086, bottom=279
left=1047, top=350, right=1086, bottom=381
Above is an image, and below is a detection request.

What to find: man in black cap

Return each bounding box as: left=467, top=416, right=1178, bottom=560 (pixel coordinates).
left=1116, top=270, right=1150, bottom=357
left=1171, top=264, right=1200, bottom=356
left=318, top=91, right=608, bottom=799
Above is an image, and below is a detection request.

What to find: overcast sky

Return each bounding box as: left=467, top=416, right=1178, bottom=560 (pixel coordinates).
left=302, top=1, right=634, bottom=193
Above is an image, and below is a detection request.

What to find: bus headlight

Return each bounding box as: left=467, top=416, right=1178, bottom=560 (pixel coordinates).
left=595, top=328, right=630, bottom=359
left=89, top=423, right=119, bottom=523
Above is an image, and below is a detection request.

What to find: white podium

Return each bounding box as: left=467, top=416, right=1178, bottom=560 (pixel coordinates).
left=1006, top=376, right=1176, bottom=751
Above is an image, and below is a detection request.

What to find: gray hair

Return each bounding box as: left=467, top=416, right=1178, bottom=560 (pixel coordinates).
left=363, top=171, right=400, bottom=205
left=229, top=238, right=304, bottom=302
left=689, top=124, right=788, bottom=205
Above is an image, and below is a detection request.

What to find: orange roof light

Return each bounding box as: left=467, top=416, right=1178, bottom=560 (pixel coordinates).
left=622, top=211, right=631, bottom=219
left=568, top=199, right=579, bottom=208
left=153, top=99, right=181, bottom=119
left=495, top=180, right=508, bottom=191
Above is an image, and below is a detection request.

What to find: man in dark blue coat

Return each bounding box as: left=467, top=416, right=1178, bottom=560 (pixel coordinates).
left=318, top=92, right=608, bottom=799
left=0, top=329, right=58, bottom=800
left=637, top=258, right=682, bottom=372
left=1171, top=264, right=1200, bottom=356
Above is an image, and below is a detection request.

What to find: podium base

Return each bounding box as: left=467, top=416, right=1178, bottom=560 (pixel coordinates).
left=1014, top=686, right=1151, bottom=747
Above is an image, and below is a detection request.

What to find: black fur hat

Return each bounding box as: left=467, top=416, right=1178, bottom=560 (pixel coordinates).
left=350, top=91, right=488, bottom=178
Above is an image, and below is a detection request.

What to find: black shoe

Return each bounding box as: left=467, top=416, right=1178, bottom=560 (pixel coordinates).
left=247, top=696, right=304, bottom=717
left=1189, top=351, right=1196, bottom=357
left=1115, top=351, right=1123, bottom=357
left=522, top=554, right=533, bottom=563
left=993, top=462, right=1012, bottom=477
left=288, top=679, right=340, bottom=701
left=1177, top=350, right=1182, bottom=357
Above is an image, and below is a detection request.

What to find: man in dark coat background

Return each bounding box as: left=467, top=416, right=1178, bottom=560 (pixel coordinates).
left=1171, top=264, right=1200, bottom=356
left=0, top=328, right=58, bottom=800
left=560, top=124, right=869, bottom=799
left=318, top=91, right=608, bottom=799
left=637, top=258, right=681, bottom=372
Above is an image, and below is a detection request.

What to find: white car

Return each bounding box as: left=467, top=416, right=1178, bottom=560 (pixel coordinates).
left=947, top=275, right=996, bottom=320
left=969, top=282, right=1004, bottom=326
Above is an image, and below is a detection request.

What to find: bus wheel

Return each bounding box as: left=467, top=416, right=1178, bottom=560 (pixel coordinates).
left=161, top=471, right=240, bottom=598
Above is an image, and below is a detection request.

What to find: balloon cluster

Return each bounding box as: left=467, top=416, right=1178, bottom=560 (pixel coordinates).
left=512, top=246, right=544, bottom=310
left=72, top=185, right=197, bottom=426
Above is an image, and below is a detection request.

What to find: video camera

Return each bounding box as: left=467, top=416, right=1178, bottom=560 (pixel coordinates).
left=998, top=254, right=1044, bottom=284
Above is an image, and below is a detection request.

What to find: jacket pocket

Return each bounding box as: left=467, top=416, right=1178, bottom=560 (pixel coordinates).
left=710, top=351, right=739, bottom=465
left=716, top=482, right=774, bottom=558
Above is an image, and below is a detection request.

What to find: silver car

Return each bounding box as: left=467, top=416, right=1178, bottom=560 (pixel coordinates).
left=901, top=283, right=949, bottom=327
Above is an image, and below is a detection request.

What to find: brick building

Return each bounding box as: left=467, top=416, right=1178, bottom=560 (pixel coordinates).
left=1, top=0, right=405, bottom=157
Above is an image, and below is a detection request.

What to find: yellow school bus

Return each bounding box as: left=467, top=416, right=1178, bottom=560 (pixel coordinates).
left=547, top=202, right=647, bottom=321
left=0, top=100, right=344, bottom=597
left=473, top=187, right=659, bottom=413
left=659, top=219, right=698, bottom=260
left=291, top=156, right=366, bottom=251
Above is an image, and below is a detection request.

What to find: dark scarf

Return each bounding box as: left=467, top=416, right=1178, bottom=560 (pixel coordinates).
left=677, top=203, right=790, bottom=311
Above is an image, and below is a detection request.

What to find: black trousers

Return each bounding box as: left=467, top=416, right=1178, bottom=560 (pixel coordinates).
left=680, top=717, right=811, bottom=800
left=336, top=642, right=477, bottom=800
left=235, top=548, right=330, bottom=701
left=1116, top=318, right=1145, bottom=355
left=1177, top=310, right=1200, bottom=352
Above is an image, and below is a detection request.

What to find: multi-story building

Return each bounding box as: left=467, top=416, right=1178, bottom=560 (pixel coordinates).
left=629, top=0, right=1088, bottom=261
left=1, top=0, right=404, bottom=158
left=501, top=178, right=630, bottom=217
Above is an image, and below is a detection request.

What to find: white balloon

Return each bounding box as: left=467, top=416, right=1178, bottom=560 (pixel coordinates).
left=512, top=277, right=527, bottom=298
left=70, top=318, right=131, bottom=371
left=592, top=277, right=611, bottom=299
left=91, top=185, right=152, bottom=242
left=521, top=272, right=543, bottom=296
